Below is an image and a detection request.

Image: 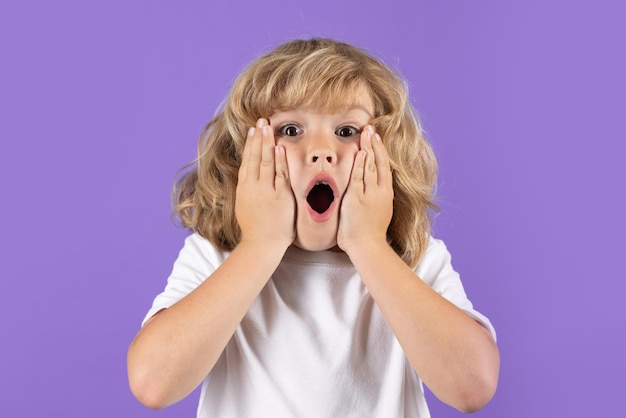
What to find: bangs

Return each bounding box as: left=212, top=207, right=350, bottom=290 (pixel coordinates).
left=272, top=73, right=372, bottom=115
left=242, top=44, right=377, bottom=117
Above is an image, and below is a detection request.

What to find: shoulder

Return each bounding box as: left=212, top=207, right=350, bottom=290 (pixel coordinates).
left=424, top=235, right=450, bottom=255
left=414, top=236, right=463, bottom=293
left=417, top=236, right=498, bottom=340
left=418, top=236, right=454, bottom=268
left=177, top=233, right=230, bottom=267
left=140, top=234, right=230, bottom=325
left=165, top=233, right=231, bottom=285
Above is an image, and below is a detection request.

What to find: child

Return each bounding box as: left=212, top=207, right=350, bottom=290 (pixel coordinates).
left=128, top=38, right=499, bottom=417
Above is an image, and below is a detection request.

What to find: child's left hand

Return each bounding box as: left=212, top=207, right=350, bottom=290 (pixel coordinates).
left=337, top=126, right=394, bottom=253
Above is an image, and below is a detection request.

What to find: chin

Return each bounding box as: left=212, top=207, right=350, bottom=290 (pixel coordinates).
left=293, top=192, right=341, bottom=252
left=293, top=234, right=338, bottom=252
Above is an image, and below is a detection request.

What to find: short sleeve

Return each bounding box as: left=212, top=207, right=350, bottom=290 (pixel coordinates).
left=414, top=237, right=497, bottom=341
left=141, top=234, right=228, bottom=326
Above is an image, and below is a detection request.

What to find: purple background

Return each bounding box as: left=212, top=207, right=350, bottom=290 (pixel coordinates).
left=1, top=0, right=624, bottom=417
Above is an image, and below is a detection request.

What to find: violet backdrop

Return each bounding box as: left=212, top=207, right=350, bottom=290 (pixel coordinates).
left=1, top=0, right=624, bottom=417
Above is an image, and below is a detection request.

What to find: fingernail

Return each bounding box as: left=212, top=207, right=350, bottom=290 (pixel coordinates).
left=256, top=118, right=266, bottom=128
left=248, top=127, right=256, bottom=136
left=262, top=126, right=269, bottom=136
left=375, top=133, right=382, bottom=142
left=366, top=125, right=375, bottom=136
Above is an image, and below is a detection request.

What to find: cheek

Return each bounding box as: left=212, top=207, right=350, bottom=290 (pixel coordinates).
left=280, top=146, right=304, bottom=188
left=337, top=142, right=360, bottom=167
left=336, top=144, right=360, bottom=188
left=339, top=140, right=360, bottom=156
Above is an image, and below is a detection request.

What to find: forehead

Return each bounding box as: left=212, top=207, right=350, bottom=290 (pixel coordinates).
left=276, top=82, right=375, bottom=116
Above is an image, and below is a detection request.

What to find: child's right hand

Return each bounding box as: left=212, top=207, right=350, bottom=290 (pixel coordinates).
left=235, top=118, right=296, bottom=250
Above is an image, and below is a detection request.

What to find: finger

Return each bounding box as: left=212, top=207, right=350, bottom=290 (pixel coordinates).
left=349, top=149, right=367, bottom=195
left=259, top=120, right=276, bottom=184
left=362, top=126, right=378, bottom=189
left=246, top=119, right=267, bottom=180
left=274, top=145, right=290, bottom=190
left=372, top=133, right=392, bottom=186
left=238, top=127, right=256, bottom=181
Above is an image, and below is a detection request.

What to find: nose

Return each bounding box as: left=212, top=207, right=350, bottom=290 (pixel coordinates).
left=312, top=155, right=333, bottom=163
left=307, top=133, right=336, bottom=166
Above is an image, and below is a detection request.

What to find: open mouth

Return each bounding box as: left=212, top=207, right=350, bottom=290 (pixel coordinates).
left=306, top=182, right=335, bottom=214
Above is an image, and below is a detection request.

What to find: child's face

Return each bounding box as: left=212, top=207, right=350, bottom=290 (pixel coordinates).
left=269, top=94, right=375, bottom=251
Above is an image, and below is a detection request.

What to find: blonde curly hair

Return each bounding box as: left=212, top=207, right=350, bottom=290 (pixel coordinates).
left=174, top=38, right=438, bottom=267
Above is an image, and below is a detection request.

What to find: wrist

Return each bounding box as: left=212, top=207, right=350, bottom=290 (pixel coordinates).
left=237, top=237, right=291, bottom=260
left=341, top=236, right=392, bottom=263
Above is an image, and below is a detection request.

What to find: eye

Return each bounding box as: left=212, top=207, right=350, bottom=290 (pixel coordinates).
left=335, top=126, right=361, bottom=138
left=277, top=124, right=302, bottom=137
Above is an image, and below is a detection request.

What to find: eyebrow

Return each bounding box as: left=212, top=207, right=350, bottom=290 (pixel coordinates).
left=337, top=104, right=374, bottom=117
left=269, top=111, right=373, bottom=129
left=275, top=105, right=373, bottom=119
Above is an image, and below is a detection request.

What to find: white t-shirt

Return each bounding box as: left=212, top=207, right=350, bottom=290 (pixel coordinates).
left=143, top=234, right=496, bottom=418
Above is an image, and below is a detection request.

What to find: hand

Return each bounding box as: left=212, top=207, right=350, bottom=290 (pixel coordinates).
left=235, top=118, right=296, bottom=249
left=337, top=125, right=394, bottom=254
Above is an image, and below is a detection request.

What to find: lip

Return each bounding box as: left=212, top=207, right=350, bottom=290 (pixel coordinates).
left=304, top=173, right=339, bottom=222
